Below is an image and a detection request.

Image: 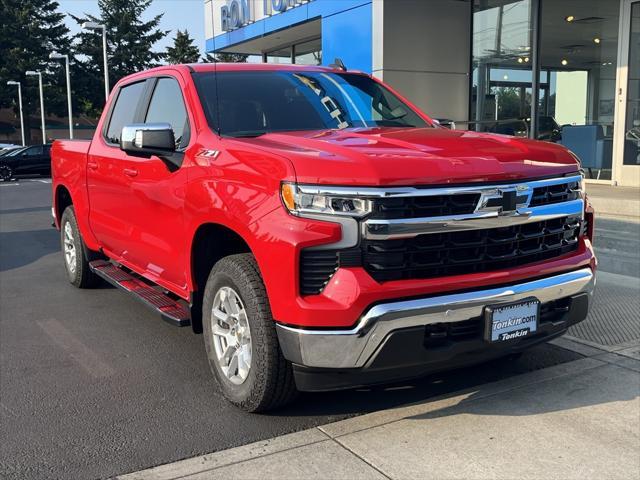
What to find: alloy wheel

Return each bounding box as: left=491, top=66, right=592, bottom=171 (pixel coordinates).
left=0, top=165, right=11, bottom=181
left=63, top=221, right=77, bottom=274
left=210, top=286, right=253, bottom=385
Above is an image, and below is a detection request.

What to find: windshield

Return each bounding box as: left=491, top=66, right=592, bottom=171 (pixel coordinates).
left=4, top=147, right=26, bottom=157
left=194, top=70, right=431, bottom=137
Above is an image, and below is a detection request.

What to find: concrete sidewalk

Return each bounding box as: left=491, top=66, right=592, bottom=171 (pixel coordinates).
left=585, top=183, right=640, bottom=221
left=119, top=339, right=640, bottom=480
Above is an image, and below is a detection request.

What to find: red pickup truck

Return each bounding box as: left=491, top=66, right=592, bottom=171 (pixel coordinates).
left=52, top=63, right=596, bottom=412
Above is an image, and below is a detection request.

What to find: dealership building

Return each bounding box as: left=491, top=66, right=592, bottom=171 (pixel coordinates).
left=205, top=0, right=640, bottom=187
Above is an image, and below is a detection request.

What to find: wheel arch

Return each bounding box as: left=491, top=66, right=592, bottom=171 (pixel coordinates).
left=189, top=222, right=255, bottom=333
left=54, top=184, right=73, bottom=225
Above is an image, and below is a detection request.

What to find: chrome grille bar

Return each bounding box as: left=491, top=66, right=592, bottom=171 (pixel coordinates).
left=361, top=175, right=583, bottom=240
left=363, top=199, right=584, bottom=240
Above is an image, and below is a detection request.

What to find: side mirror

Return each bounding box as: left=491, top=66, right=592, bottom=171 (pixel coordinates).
left=434, top=118, right=456, bottom=130
left=120, top=123, right=175, bottom=157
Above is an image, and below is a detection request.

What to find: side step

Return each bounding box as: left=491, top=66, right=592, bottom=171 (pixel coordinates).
left=89, top=260, right=191, bottom=327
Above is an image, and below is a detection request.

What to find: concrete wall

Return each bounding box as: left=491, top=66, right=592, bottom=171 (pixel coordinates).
left=374, top=0, right=471, bottom=121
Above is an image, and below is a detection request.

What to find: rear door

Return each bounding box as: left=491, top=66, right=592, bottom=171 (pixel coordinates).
left=39, top=144, right=52, bottom=175
left=86, top=79, right=149, bottom=260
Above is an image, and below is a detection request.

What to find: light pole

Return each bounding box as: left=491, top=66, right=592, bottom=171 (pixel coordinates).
left=26, top=71, right=46, bottom=144
left=49, top=52, right=73, bottom=139
left=82, top=22, right=109, bottom=103
left=6, top=81, right=25, bottom=146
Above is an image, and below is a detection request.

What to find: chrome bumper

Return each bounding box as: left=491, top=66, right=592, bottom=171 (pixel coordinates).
left=276, top=268, right=595, bottom=369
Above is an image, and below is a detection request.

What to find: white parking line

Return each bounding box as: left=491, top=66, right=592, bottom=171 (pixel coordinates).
left=37, top=319, right=115, bottom=378
left=0, top=178, right=51, bottom=186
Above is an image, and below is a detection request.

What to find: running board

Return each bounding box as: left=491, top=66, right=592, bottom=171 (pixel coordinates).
left=89, top=260, right=191, bottom=327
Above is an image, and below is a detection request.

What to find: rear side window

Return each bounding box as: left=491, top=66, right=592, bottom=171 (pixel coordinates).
left=25, top=145, right=43, bottom=155
left=105, top=81, right=146, bottom=144
left=145, top=77, right=189, bottom=148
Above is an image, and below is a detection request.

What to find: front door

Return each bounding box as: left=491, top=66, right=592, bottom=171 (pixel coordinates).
left=614, top=0, right=640, bottom=186
left=121, top=75, right=191, bottom=292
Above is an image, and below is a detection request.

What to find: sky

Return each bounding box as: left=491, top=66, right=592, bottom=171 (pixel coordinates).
left=57, top=0, right=206, bottom=53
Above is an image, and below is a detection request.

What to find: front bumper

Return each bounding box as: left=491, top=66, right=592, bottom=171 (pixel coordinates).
left=276, top=268, right=594, bottom=388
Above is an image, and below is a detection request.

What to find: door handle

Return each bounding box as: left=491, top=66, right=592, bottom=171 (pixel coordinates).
left=123, top=168, right=138, bottom=177
left=87, top=161, right=98, bottom=170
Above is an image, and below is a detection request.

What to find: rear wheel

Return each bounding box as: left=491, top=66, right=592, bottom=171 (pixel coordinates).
left=60, top=206, right=100, bottom=288
left=202, top=253, right=297, bottom=412
left=0, top=164, right=12, bottom=181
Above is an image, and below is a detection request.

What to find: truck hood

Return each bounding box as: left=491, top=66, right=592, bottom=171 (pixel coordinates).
left=237, top=127, right=579, bottom=186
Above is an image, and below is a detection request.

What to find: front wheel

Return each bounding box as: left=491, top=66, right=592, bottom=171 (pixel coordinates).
left=202, top=254, right=297, bottom=412
left=0, top=164, right=12, bottom=181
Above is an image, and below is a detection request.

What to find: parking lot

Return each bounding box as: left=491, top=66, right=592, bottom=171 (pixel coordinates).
left=0, top=178, right=637, bottom=479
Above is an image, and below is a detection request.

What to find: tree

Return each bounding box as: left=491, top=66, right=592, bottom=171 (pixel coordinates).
left=496, top=87, right=524, bottom=120
left=166, top=30, right=200, bottom=64
left=202, top=52, right=248, bottom=63
left=70, top=0, right=169, bottom=116
left=0, top=0, right=71, bottom=143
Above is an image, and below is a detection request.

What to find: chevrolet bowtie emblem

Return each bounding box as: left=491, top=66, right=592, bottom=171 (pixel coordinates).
left=498, top=189, right=518, bottom=213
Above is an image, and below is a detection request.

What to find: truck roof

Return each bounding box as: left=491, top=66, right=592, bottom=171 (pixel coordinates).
left=115, top=63, right=360, bottom=87
left=188, top=63, right=343, bottom=73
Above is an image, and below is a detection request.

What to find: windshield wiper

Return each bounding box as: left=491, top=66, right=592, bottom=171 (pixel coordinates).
left=225, top=130, right=268, bottom=138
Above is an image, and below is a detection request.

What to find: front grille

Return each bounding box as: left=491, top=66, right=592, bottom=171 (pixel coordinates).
left=530, top=180, right=580, bottom=206
left=370, top=193, right=480, bottom=220
left=362, top=217, right=581, bottom=283
left=298, top=176, right=583, bottom=295
left=299, top=217, right=580, bottom=294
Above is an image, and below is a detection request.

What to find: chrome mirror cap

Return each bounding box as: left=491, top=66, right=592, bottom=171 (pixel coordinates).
left=120, top=123, right=175, bottom=155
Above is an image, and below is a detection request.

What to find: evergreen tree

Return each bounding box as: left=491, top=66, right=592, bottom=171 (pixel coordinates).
left=71, top=0, right=169, bottom=115
left=201, top=52, right=248, bottom=63
left=166, top=30, right=200, bottom=64
left=0, top=0, right=71, bottom=143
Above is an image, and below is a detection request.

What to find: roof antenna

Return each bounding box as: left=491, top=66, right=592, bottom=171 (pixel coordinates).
left=329, top=58, right=347, bottom=71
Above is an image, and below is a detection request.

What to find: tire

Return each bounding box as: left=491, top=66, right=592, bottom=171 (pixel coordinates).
left=0, top=164, right=12, bottom=181
left=60, top=206, right=100, bottom=288
left=202, top=253, right=298, bottom=412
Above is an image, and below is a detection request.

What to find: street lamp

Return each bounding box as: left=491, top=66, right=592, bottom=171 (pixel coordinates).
left=49, top=52, right=73, bottom=139
left=6, top=81, right=25, bottom=146
left=26, top=71, right=46, bottom=144
left=82, top=21, right=109, bottom=103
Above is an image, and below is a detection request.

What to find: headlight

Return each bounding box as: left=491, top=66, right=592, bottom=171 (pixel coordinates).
left=281, top=183, right=372, bottom=218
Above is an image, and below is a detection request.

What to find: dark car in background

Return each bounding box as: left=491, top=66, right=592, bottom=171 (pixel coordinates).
left=0, top=144, right=52, bottom=181
left=489, top=116, right=562, bottom=142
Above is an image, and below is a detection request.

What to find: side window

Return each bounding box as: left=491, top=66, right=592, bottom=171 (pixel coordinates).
left=145, top=77, right=189, bottom=148
left=105, top=81, right=146, bottom=144
left=24, top=146, right=43, bottom=156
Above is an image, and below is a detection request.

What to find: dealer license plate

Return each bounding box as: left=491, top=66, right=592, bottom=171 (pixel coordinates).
left=485, top=298, right=540, bottom=343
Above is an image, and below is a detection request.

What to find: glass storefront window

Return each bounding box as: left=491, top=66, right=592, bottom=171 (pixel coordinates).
left=294, top=38, right=322, bottom=65
left=471, top=0, right=534, bottom=136
left=265, top=46, right=292, bottom=64
left=623, top=2, right=640, bottom=167
left=537, top=0, right=621, bottom=180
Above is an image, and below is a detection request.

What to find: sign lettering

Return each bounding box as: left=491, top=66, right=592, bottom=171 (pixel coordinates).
left=221, top=0, right=308, bottom=32
left=221, top=0, right=252, bottom=32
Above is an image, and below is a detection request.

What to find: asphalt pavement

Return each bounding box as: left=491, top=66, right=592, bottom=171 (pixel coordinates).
left=0, top=178, right=633, bottom=479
